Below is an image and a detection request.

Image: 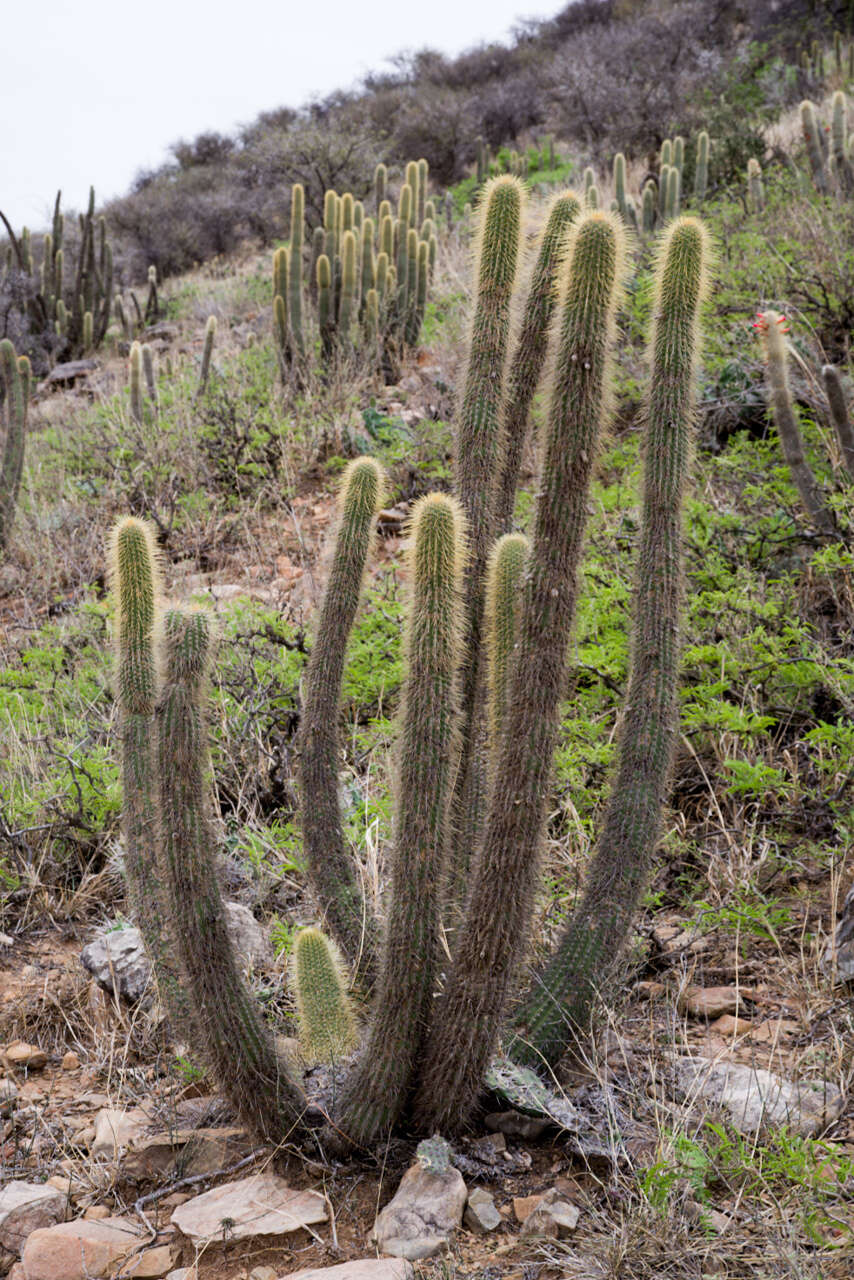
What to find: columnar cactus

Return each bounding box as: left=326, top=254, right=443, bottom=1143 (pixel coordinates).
left=374, top=162, right=387, bottom=210
left=642, top=181, right=656, bottom=233
left=831, top=91, right=852, bottom=192
left=613, top=153, right=627, bottom=216
left=292, top=927, right=358, bottom=1064
left=757, top=310, right=836, bottom=536
left=747, top=158, right=765, bottom=212
left=142, top=344, right=157, bottom=405
left=335, top=494, right=466, bottom=1143
left=484, top=532, right=529, bottom=761
left=512, top=217, right=710, bottom=1068
left=338, top=229, right=357, bottom=341
left=0, top=341, right=29, bottom=555
left=450, top=175, right=525, bottom=893
left=289, top=183, right=306, bottom=357
left=298, top=458, right=385, bottom=984
left=109, top=518, right=194, bottom=1037
left=801, top=100, right=828, bottom=192
left=129, top=341, right=144, bottom=425
left=157, top=607, right=305, bottom=1141
left=659, top=165, right=670, bottom=219
left=495, top=189, right=581, bottom=532
left=198, top=315, right=217, bottom=393
left=273, top=247, right=289, bottom=371
left=823, top=364, right=854, bottom=479
left=694, top=130, right=709, bottom=202
left=415, top=211, right=627, bottom=1132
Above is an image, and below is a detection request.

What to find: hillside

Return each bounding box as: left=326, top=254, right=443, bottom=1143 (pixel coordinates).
left=1, top=12, right=854, bottom=1280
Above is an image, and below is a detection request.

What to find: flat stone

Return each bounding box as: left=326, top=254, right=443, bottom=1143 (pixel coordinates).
left=463, top=1187, right=501, bottom=1233
left=249, top=1267, right=278, bottom=1280
left=371, top=1162, right=467, bottom=1260
left=171, top=1173, right=327, bottom=1244
left=520, top=1189, right=580, bottom=1239
left=286, top=1263, right=413, bottom=1280
left=710, top=1014, right=753, bottom=1036
left=61, top=1052, right=80, bottom=1071
left=126, top=1242, right=179, bottom=1276
left=21, top=1216, right=142, bottom=1280
left=512, top=1194, right=542, bottom=1223
left=122, top=1126, right=254, bottom=1180
left=2, top=1041, right=47, bottom=1072
left=677, top=986, right=741, bottom=1019
left=671, top=1056, right=845, bottom=1136
left=83, top=1206, right=111, bottom=1221
left=0, top=1181, right=65, bottom=1254
left=91, top=1107, right=151, bottom=1157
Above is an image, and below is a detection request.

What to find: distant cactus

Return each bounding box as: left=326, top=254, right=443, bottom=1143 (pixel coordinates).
left=198, top=315, right=217, bottom=393
left=317, top=255, right=333, bottom=360
left=659, top=165, right=671, bottom=219
left=823, top=365, right=854, bottom=479
left=831, top=91, right=852, bottom=192
left=758, top=310, right=835, bottom=536
left=801, top=100, right=828, bottom=192
left=289, top=184, right=305, bottom=357
left=417, top=158, right=429, bottom=227
left=672, top=135, right=685, bottom=179
left=666, top=165, right=681, bottom=219
left=292, top=927, right=357, bottom=1064
left=142, top=344, right=157, bottom=404
left=338, top=230, right=357, bottom=341
left=374, top=162, right=387, bottom=210
left=747, top=158, right=765, bottom=212
left=0, top=341, right=28, bottom=555
left=613, top=153, right=627, bottom=216
left=694, top=130, right=709, bottom=202
left=129, top=341, right=144, bottom=425
left=642, top=181, right=656, bottom=233
left=661, top=138, right=672, bottom=168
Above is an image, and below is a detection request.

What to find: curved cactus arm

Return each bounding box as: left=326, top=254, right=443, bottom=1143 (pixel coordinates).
left=511, top=217, right=711, bottom=1071
left=157, top=607, right=308, bottom=1142
left=335, top=494, right=466, bottom=1145
left=413, top=212, right=627, bottom=1134
left=298, top=458, right=385, bottom=987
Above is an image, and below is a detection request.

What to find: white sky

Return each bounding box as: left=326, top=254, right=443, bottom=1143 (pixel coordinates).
left=3, top=0, right=561, bottom=230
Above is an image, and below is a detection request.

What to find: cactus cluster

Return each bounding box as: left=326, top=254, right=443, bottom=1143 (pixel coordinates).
left=112, top=180, right=710, bottom=1151
left=800, top=94, right=853, bottom=194
left=605, top=132, right=709, bottom=241
left=0, top=189, right=114, bottom=359
left=273, top=165, right=436, bottom=378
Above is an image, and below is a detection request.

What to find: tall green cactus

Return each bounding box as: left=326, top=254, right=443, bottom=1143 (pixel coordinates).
left=292, top=927, right=357, bottom=1064
left=129, top=341, right=143, bottom=425
left=157, top=607, right=306, bottom=1141
left=449, top=175, right=525, bottom=902
left=831, top=91, right=852, bottom=192
left=374, top=162, right=387, bottom=211
left=109, top=518, right=194, bottom=1038
left=336, top=493, right=465, bottom=1144
left=289, top=184, right=305, bottom=357
left=758, top=310, right=836, bottom=536
left=298, top=458, right=385, bottom=984
left=0, top=341, right=28, bottom=555
left=642, top=180, right=656, bottom=233
left=495, top=190, right=581, bottom=533
left=694, top=130, right=709, bottom=202
left=417, top=157, right=429, bottom=227
left=317, top=254, right=333, bottom=358
left=801, top=100, right=828, bottom=192
left=338, top=229, right=357, bottom=342
left=414, top=211, right=627, bottom=1133
left=512, top=217, right=710, bottom=1068
left=823, top=364, right=854, bottom=479
left=613, top=153, right=627, bottom=216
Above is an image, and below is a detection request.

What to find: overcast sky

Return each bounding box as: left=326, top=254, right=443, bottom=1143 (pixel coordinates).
left=3, top=0, right=560, bottom=230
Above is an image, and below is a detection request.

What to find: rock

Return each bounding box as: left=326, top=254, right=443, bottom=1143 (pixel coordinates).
left=21, top=1216, right=142, bottom=1280
left=371, top=1161, right=467, bottom=1261
left=171, top=1173, right=326, bottom=1244
left=710, top=1014, right=753, bottom=1036
left=82, top=907, right=270, bottom=1004
left=677, top=986, right=740, bottom=1019
left=131, top=1242, right=179, bottom=1275
left=91, top=1107, right=151, bottom=1157
left=468, top=1132, right=506, bottom=1159
left=122, top=1126, right=254, bottom=1181
left=520, top=1189, right=580, bottom=1238
left=7, top=1263, right=25, bottom=1280
left=286, top=1263, right=413, bottom=1280
left=464, top=1187, right=501, bottom=1233
left=61, top=1052, right=80, bottom=1071
left=2, top=1041, right=47, bottom=1072
left=248, top=1268, right=277, bottom=1280
left=83, top=1206, right=111, bottom=1221
left=0, top=1078, right=18, bottom=1116
left=40, top=360, right=98, bottom=388
left=0, top=1181, right=65, bottom=1254
left=80, top=927, right=153, bottom=1004
left=670, top=1057, right=845, bottom=1136
left=141, top=323, right=179, bottom=343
